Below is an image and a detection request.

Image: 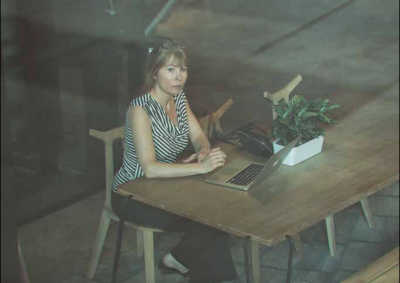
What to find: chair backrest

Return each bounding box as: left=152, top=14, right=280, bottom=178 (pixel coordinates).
left=264, top=74, right=303, bottom=120
left=89, top=126, right=124, bottom=210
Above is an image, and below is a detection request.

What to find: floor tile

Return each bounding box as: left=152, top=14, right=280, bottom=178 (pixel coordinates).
left=291, top=269, right=331, bottom=283
left=120, top=267, right=187, bottom=283
left=260, top=241, right=301, bottom=270
left=295, top=243, right=345, bottom=273
left=328, top=270, right=355, bottom=283
left=351, top=216, right=400, bottom=243
left=60, top=275, right=100, bottom=283
left=92, top=248, right=164, bottom=283
left=239, top=266, right=287, bottom=283
left=376, top=182, right=399, bottom=197
left=373, top=196, right=400, bottom=217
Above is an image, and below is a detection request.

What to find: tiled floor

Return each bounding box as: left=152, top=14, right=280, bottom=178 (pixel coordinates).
left=17, top=0, right=399, bottom=283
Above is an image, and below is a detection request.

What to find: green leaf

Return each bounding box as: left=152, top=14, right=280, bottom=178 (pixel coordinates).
left=324, top=104, right=341, bottom=112
left=290, top=95, right=301, bottom=109
left=318, top=114, right=334, bottom=124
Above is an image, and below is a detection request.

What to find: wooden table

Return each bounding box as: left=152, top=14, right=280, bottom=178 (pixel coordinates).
left=115, top=92, right=399, bottom=283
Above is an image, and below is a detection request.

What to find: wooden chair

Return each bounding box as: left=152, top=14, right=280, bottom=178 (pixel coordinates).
left=85, top=126, right=163, bottom=283
left=265, top=75, right=377, bottom=256
left=342, top=247, right=399, bottom=283
left=199, top=98, right=234, bottom=140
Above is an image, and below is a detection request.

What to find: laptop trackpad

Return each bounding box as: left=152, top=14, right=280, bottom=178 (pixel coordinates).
left=219, top=166, right=242, bottom=177
left=208, top=161, right=248, bottom=182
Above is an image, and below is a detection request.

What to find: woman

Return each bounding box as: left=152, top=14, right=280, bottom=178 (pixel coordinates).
left=112, top=39, right=237, bottom=283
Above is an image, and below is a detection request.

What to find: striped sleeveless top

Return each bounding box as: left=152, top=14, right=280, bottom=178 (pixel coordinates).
left=112, top=92, right=190, bottom=192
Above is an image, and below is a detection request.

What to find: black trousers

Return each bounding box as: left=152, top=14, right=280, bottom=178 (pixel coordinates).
left=112, top=192, right=237, bottom=283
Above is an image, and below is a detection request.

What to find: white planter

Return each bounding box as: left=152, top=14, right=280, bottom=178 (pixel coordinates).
left=273, top=136, right=325, bottom=166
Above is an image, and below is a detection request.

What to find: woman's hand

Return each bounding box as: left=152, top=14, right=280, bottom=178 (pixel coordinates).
left=199, top=148, right=227, bottom=174
left=182, top=148, right=212, bottom=164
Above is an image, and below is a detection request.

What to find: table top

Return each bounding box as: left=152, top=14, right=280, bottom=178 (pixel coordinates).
left=118, top=92, right=399, bottom=246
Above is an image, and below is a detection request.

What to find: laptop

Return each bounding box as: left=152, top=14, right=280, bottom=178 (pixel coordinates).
left=205, top=137, right=300, bottom=191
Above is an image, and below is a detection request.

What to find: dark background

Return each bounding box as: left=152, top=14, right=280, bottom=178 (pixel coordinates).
left=1, top=0, right=169, bottom=281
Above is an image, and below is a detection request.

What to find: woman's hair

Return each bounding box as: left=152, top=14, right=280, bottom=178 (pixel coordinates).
left=142, top=39, right=187, bottom=94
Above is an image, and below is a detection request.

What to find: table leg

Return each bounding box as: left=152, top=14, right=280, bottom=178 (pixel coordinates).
left=361, top=197, right=376, bottom=229
left=325, top=215, right=337, bottom=256
left=251, top=241, right=260, bottom=283
left=243, top=236, right=254, bottom=283
left=285, top=235, right=296, bottom=283
left=111, top=196, right=130, bottom=283
left=293, top=234, right=304, bottom=260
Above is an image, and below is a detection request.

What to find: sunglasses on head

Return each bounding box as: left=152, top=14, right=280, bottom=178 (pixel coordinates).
left=148, top=40, right=185, bottom=55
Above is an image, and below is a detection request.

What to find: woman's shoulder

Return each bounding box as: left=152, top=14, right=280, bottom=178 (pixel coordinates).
left=127, top=95, right=152, bottom=125
left=130, top=93, right=151, bottom=108
left=126, top=94, right=152, bottom=122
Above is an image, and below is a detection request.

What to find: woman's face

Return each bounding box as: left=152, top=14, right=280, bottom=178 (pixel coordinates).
left=155, top=56, right=188, bottom=96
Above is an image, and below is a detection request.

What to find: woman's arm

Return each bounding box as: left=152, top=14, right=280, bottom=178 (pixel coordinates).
left=182, top=100, right=212, bottom=163
left=130, top=106, right=225, bottom=179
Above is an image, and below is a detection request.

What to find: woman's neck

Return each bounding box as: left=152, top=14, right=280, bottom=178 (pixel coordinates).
left=150, top=87, right=174, bottom=109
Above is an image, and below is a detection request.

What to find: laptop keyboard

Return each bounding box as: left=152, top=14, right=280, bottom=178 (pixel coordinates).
left=227, top=164, right=264, bottom=186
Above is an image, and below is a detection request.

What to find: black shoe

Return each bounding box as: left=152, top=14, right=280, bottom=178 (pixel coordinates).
left=158, top=259, right=190, bottom=279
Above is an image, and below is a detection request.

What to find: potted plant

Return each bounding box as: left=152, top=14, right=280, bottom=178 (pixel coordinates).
left=272, top=94, right=340, bottom=166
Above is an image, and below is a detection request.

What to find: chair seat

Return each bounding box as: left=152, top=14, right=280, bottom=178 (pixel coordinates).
left=129, top=222, right=165, bottom=234
left=103, top=207, right=164, bottom=233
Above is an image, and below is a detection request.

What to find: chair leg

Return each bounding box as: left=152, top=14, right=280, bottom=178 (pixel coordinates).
left=361, top=197, right=376, bottom=229
left=293, top=234, right=305, bottom=260
left=111, top=202, right=128, bottom=283
left=251, top=241, right=260, bottom=283
left=143, top=229, right=156, bottom=283
left=137, top=230, right=144, bottom=258
left=18, top=240, right=30, bottom=283
left=86, top=211, right=111, bottom=280
left=325, top=215, right=337, bottom=256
